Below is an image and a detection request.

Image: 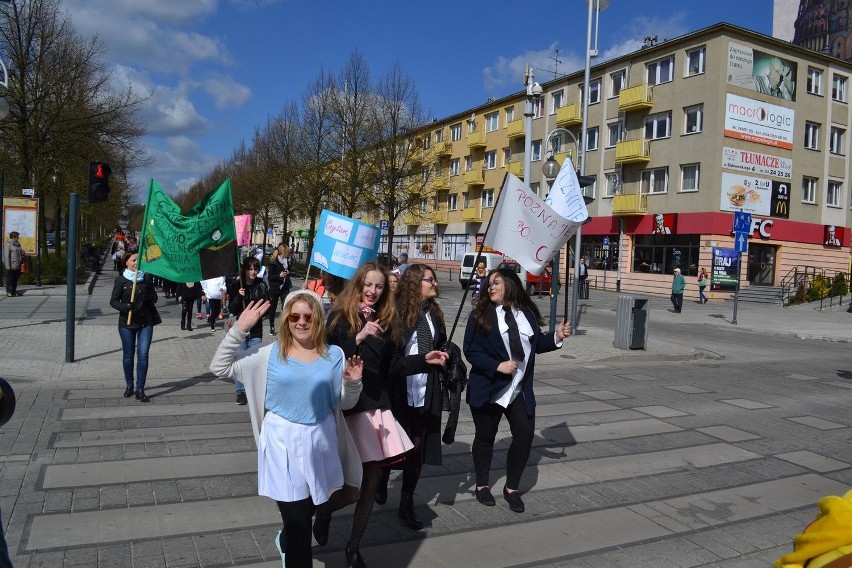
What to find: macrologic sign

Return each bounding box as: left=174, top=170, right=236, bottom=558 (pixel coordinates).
left=724, top=93, right=795, bottom=150
left=722, top=147, right=792, bottom=180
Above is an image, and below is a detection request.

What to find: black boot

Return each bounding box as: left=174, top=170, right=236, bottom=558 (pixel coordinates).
left=345, top=544, right=367, bottom=568
left=374, top=469, right=390, bottom=505
left=123, top=385, right=134, bottom=398
left=135, top=390, right=151, bottom=403
left=398, top=491, right=424, bottom=530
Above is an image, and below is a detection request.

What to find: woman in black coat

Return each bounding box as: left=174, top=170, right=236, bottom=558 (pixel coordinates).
left=176, top=282, right=202, bottom=331
left=227, top=256, right=270, bottom=405
left=109, top=252, right=161, bottom=402
left=267, top=243, right=293, bottom=334
left=463, top=267, right=571, bottom=513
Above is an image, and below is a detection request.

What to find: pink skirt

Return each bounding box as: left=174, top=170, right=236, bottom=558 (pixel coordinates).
left=345, top=409, right=413, bottom=463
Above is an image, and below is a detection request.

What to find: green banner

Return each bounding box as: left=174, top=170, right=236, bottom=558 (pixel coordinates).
left=138, top=179, right=238, bottom=282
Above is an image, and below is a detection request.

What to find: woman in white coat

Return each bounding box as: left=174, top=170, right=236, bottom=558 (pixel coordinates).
left=210, top=291, right=363, bottom=568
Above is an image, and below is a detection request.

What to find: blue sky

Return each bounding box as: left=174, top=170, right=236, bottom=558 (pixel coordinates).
left=62, top=0, right=778, bottom=201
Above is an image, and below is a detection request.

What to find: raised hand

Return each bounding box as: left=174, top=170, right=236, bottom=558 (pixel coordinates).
left=236, top=300, right=270, bottom=332
left=343, top=355, right=363, bottom=381
left=356, top=320, right=384, bottom=344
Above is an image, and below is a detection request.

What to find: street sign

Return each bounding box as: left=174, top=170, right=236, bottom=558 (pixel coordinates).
left=733, top=211, right=751, bottom=233
left=379, top=220, right=389, bottom=230
left=734, top=231, right=749, bottom=253
left=266, top=227, right=273, bottom=236
left=603, top=236, right=610, bottom=247
left=21, top=188, right=34, bottom=197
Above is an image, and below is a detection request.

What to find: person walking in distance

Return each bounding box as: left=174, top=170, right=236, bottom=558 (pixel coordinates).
left=3, top=231, right=23, bottom=297
left=697, top=267, right=709, bottom=304
left=464, top=267, right=571, bottom=513
left=201, top=276, right=226, bottom=332
left=227, top=256, right=270, bottom=405
left=267, top=244, right=294, bottom=335
left=671, top=267, right=686, bottom=313
left=210, top=294, right=364, bottom=568
left=109, top=253, right=162, bottom=403
left=176, top=282, right=202, bottom=331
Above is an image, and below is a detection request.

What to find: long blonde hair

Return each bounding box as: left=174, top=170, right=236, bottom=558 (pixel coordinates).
left=328, top=262, right=400, bottom=342
left=277, top=291, right=328, bottom=361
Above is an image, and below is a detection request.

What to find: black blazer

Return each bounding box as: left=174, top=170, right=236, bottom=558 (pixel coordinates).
left=463, top=306, right=558, bottom=416
left=110, top=274, right=161, bottom=330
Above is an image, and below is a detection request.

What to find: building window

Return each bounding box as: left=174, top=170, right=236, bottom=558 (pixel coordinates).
left=531, top=140, right=542, bottom=161
left=433, top=162, right=441, bottom=176
left=605, top=172, right=621, bottom=197
left=581, top=176, right=596, bottom=200
left=468, top=116, right=476, bottom=134
left=464, top=156, right=472, bottom=172
left=587, top=79, right=601, bottom=104
left=804, top=122, right=820, bottom=150
left=807, top=67, right=823, bottom=95
left=532, top=98, right=544, bottom=118
left=632, top=235, right=700, bottom=276
left=449, top=158, right=460, bottom=176
left=641, top=167, right=668, bottom=194
left=462, top=191, right=470, bottom=209
left=830, top=127, right=845, bottom=155
left=647, top=56, right=674, bottom=85
left=610, top=70, right=626, bottom=98
left=686, top=46, right=706, bottom=76
left=434, top=128, right=443, bottom=143
left=450, top=123, right=462, bottom=141
left=421, top=166, right=429, bottom=182
left=418, top=198, right=427, bottom=213
left=484, top=150, right=497, bottom=170
left=684, top=104, right=703, bottom=134
left=422, top=135, right=431, bottom=149
left=551, top=90, right=564, bottom=113
left=607, top=122, right=622, bottom=147
left=505, top=106, right=515, bottom=126
left=827, top=180, right=842, bottom=207
left=645, top=112, right=671, bottom=140
left=586, top=127, right=599, bottom=151
left=832, top=74, right=847, bottom=102
left=485, top=112, right=499, bottom=133
left=802, top=177, right=817, bottom=203
left=482, top=189, right=495, bottom=208
left=448, top=193, right=458, bottom=210
left=681, top=163, right=700, bottom=192
left=530, top=182, right=540, bottom=197
left=502, top=148, right=511, bottom=167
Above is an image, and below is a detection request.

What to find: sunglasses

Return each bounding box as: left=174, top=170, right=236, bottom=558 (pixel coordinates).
left=422, top=277, right=436, bottom=284
left=287, top=312, right=313, bottom=324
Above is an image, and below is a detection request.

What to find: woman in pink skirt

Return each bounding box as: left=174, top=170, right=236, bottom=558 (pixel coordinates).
left=317, top=262, right=447, bottom=568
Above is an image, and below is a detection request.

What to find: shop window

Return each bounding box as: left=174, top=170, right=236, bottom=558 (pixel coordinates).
left=632, top=235, right=699, bottom=276
left=579, top=236, right=620, bottom=271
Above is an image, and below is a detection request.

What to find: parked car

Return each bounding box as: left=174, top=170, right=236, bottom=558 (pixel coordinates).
left=499, top=261, right=553, bottom=294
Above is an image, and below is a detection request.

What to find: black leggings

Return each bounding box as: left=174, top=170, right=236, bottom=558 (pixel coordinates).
left=276, top=497, right=316, bottom=568
left=470, top=395, right=535, bottom=490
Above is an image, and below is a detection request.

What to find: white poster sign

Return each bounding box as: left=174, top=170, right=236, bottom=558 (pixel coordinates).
left=722, top=147, right=792, bottom=179
left=720, top=172, right=772, bottom=215
left=724, top=93, right=795, bottom=150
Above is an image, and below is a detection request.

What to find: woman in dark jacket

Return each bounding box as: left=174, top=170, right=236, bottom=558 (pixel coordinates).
left=176, top=282, right=202, bottom=331
left=227, top=256, right=270, bottom=405
left=109, top=252, right=161, bottom=402
left=314, top=262, right=446, bottom=568
left=463, top=267, right=571, bottom=514
left=267, top=243, right=293, bottom=334
left=384, top=263, right=447, bottom=531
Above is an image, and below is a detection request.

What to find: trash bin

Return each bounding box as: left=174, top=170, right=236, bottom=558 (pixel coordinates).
left=614, top=296, right=650, bottom=350
left=579, top=279, right=590, bottom=299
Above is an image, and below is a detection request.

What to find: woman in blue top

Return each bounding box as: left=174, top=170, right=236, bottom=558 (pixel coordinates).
left=210, top=291, right=364, bottom=568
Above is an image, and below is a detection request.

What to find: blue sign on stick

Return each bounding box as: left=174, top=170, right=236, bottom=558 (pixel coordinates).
left=310, top=210, right=380, bottom=280
left=733, top=211, right=752, bottom=233
left=603, top=236, right=610, bottom=247
left=734, top=232, right=749, bottom=253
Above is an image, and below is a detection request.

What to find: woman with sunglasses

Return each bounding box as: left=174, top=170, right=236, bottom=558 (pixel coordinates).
left=227, top=256, right=270, bottom=405
left=464, top=267, right=572, bottom=514
left=211, top=292, right=363, bottom=568
left=317, top=262, right=447, bottom=568
left=381, top=264, right=447, bottom=531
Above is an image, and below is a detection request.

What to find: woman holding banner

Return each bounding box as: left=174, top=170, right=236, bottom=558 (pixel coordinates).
left=109, top=252, right=161, bottom=403
left=464, top=267, right=571, bottom=513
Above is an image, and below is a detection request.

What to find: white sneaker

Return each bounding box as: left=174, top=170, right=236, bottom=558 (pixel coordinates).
left=274, top=530, right=285, bottom=566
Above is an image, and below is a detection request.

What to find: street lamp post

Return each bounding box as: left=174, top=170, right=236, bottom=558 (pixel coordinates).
left=522, top=65, right=542, bottom=183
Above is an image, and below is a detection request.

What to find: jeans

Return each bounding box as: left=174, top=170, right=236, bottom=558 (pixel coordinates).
left=470, top=396, right=535, bottom=490
left=5, top=269, right=20, bottom=296
left=699, top=286, right=707, bottom=303
left=671, top=293, right=684, bottom=313
left=235, top=336, right=261, bottom=392
left=118, top=325, right=154, bottom=391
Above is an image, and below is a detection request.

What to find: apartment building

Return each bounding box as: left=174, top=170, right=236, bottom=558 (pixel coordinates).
left=384, top=22, right=850, bottom=298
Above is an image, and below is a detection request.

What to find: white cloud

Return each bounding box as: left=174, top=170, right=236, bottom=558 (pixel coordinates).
left=200, top=73, right=253, bottom=110
left=483, top=43, right=585, bottom=93
left=601, top=13, right=690, bottom=61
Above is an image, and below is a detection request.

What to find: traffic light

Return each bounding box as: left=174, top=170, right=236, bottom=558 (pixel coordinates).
left=88, top=162, right=111, bottom=203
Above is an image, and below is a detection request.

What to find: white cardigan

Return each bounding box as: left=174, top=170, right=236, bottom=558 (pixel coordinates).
left=210, top=326, right=363, bottom=490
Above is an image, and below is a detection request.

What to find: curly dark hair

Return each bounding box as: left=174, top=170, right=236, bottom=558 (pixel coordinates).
left=396, top=264, right=444, bottom=329
left=472, top=267, right=542, bottom=333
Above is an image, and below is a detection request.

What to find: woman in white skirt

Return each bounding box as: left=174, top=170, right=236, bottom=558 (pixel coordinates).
left=210, top=291, right=363, bottom=568
left=319, top=262, right=447, bottom=568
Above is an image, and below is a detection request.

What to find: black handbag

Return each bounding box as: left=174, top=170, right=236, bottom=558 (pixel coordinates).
left=440, top=341, right=468, bottom=445
left=0, top=378, right=16, bottom=428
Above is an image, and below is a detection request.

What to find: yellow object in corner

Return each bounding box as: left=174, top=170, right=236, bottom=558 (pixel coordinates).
left=775, top=490, right=852, bottom=568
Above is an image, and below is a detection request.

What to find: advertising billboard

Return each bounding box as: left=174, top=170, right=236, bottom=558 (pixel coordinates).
left=720, top=172, right=791, bottom=219
left=722, top=147, right=792, bottom=179
left=711, top=248, right=739, bottom=291
left=727, top=42, right=797, bottom=101
left=724, top=93, right=795, bottom=150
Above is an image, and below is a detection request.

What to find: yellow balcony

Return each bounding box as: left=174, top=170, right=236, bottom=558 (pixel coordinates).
left=409, top=147, right=425, bottom=163
left=431, top=175, right=450, bottom=190
left=554, top=150, right=574, bottom=166
left=430, top=210, right=449, bottom=224
left=402, top=212, right=422, bottom=225
left=462, top=208, right=483, bottom=223
left=611, top=193, right=648, bottom=215
left=464, top=169, right=484, bottom=186
left=467, top=130, right=486, bottom=148
left=507, top=119, right=525, bottom=139
left=507, top=161, right=524, bottom=178
left=618, top=84, right=654, bottom=112
left=433, top=141, right=453, bottom=156
left=555, top=103, right=582, bottom=126
left=615, top=138, right=651, bottom=164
